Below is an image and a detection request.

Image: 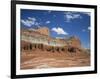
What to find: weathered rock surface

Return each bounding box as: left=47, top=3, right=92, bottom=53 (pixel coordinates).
left=20, top=28, right=90, bottom=69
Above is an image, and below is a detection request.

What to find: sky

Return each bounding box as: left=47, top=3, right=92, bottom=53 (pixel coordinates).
left=21, top=9, right=91, bottom=49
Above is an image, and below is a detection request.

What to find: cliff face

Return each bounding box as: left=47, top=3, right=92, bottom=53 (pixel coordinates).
left=67, top=36, right=81, bottom=48
left=34, top=27, right=50, bottom=36
left=21, top=28, right=90, bottom=70
left=21, top=27, right=82, bottom=52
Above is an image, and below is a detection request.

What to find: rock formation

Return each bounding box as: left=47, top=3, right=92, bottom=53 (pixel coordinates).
left=21, top=27, right=90, bottom=69
left=21, top=27, right=83, bottom=54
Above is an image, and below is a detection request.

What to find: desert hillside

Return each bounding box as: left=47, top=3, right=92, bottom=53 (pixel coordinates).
left=20, top=28, right=90, bottom=69
left=21, top=46, right=90, bottom=69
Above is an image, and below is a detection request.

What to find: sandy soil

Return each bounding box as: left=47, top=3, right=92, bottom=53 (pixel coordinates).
left=20, top=49, right=90, bottom=70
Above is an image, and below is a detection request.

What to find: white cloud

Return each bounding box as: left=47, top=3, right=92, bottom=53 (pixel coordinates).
left=28, top=17, right=36, bottom=21
left=88, top=27, right=91, bottom=30
left=82, top=29, right=86, bottom=32
left=64, top=12, right=82, bottom=22
left=35, top=22, right=39, bottom=26
left=53, top=15, right=56, bottom=17
left=46, top=21, right=50, bottom=24
left=82, top=26, right=91, bottom=32
left=21, top=19, right=34, bottom=27
left=48, top=10, right=52, bottom=13
left=52, top=27, right=68, bottom=35
left=21, top=17, right=40, bottom=27
left=83, top=12, right=91, bottom=16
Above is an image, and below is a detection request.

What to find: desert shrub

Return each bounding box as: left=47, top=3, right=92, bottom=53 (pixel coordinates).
left=61, top=48, right=65, bottom=52
left=30, top=44, right=32, bottom=50
left=56, top=47, right=59, bottom=52
left=68, top=47, right=76, bottom=53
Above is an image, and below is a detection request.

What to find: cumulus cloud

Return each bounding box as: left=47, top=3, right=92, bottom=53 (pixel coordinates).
left=21, top=20, right=33, bottom=27
left=21, top=17, right=40, bottom=27
left=48, top=10, right=52, bottom=13
left=46, top=21, right=50, bottom=24
left=82, top=26, right=91, bottom=32
left=28, top=17, right=36, bottom=21
left=83, top=12, right=91, bottom=16
left=52, top=27, right=68, bottom=35
left=88, top=27, right=91, bottom=30
left=64, top=12, right=82, bottom=22
left=53, top=15, right=56, bottom=17
left=82, top=29, right=86, bottom=32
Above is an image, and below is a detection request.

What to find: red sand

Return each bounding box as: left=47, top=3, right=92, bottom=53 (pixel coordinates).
left=20, top=49, right=90, bottom=69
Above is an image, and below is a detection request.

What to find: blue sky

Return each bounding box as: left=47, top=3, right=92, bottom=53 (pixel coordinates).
left=21, top=9, right=91, bottom=49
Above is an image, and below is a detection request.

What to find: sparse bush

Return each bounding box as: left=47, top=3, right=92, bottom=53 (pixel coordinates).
left=68, top=47, right=76, bottom=53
